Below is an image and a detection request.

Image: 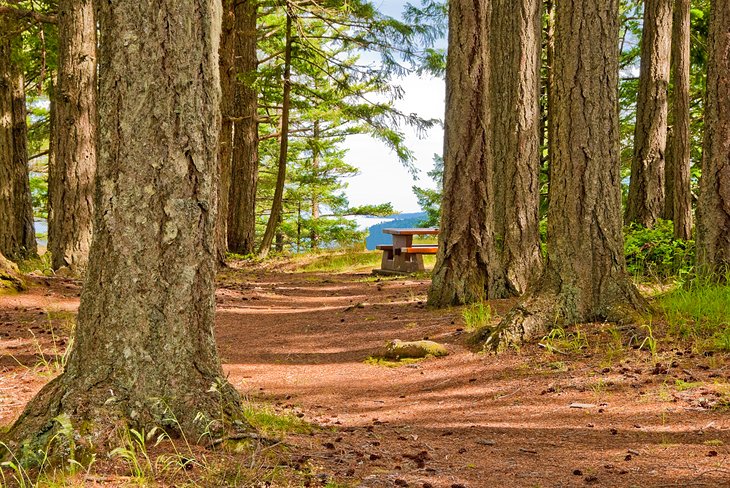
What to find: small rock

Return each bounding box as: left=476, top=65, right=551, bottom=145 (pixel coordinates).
left=379, top=339, right=448, bottom=360
left=569, top=403, right=596, bottom=409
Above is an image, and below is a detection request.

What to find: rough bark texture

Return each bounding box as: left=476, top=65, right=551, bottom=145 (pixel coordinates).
left=428, top=0, right=543, bottom=306
left=228, top=0, right=259, bottom=256
left=668, top=0, right=693, bottom=240
left=490, top=0, right=543, bottom=295
left=310, top=120, right=321, bottom=250
left=48, top=0, right=97, bottom=274
left=216, top=0, right=235, bottom=264
left=485, top=0, right=646, bottom=350
left=696, top=0, right=730, bottom=277
left=7, top=0, right=249, bottom=457
left=625, top=0, right=673, bottom=227
left=258, top=10, right=292, bottom=257
left=428, top=0, right=500, bottom=306
left=0, top=24, right=36, bottom=262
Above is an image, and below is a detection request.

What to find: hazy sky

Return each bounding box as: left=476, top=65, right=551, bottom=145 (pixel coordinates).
left=342, top=1, right=446, bottom=214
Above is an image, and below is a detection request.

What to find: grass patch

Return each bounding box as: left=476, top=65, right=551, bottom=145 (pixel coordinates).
left=462, top=300, right=492, bottom=332
left=364, top=356, right=423, bottom=368
left=660, top=280, right=730, bottom=351
left=296, top=250, right=381, bottom=273
left=540, top=326, right=588, bottom=355
left=242, top=403, right=312, bottom=437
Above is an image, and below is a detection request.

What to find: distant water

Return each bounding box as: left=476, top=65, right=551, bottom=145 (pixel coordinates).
left=363, top=212, right=428, bottom=250
left=35, top=219, right=47, bottom=247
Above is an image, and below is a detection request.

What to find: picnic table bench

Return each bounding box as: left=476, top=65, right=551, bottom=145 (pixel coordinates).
left=374, top=228, right=439, bottom=275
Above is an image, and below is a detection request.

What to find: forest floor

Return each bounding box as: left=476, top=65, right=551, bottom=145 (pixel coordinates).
left=1, top=255, right=730, bottom=487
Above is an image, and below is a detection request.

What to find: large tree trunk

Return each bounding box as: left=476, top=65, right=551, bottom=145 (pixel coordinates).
left=428, top=0, right=542, bottom=306
left=625, top=0, right=673, bottom=227
left=485, top=0, right=646, bottom=350
left=258, top=9, right=292, bottom=258
left=310, top=120, right=321, bottom=250
left=490, top=0, right=543, bottom=295
left=667, top=0, right=693, bottom=240
left=217, top=0, right=236, bottom=265
left=7, top=0, right=249, bottom=456
left=228, top=0, right=259, bottom=256
left=48, top=0, right=97, bottom=274
left=696, top=0, right=730, bottom=277
left=0, top=24, right=36, bottom=262
left=545, top=0, right=556, bottom=204
left=427, top=0, right=500, bottom=306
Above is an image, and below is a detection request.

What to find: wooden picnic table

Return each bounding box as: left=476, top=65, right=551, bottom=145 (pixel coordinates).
left=374, top=228, right=440, bottom=275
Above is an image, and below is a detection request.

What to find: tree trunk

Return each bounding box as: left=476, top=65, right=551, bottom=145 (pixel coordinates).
left=485, top=0, right=646, bottom=350
left=0, top=23, right=36, bottom=262
left=668, top=0, right=692, bottom=240
left=258, top=9, right=292, bottom=258
left=490, top=0, right=543, bottom=295
left=696, top=0, right=730, bottom=278
left=48, top=0, right=97, bottom=274
left=625, top=0, right=673, bottom=227
left=216, top=0, right=236, bottom=265
left=545, top=0, right=556, bottom=184
left=310, top=120, right=320, bottom=250
left=427, top=0, right=499, bottom=306
left=428, top=0, right=543, bottom=306
left=228, top=0, right=259, bottom=256
left=8, top=0, right=250, bottom=456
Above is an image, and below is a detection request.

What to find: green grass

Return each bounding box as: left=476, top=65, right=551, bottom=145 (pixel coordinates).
left=364, top=356, right=424, bottom=367
left=660, top=280, right=730, bottom=351
left=297, top=250, right=381, bottom=273
left=241, top=403, right=312, bottom=437
left=462, top=300, right=492, bottom=332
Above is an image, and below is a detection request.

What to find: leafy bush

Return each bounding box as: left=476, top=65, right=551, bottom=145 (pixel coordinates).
left=624, top=220, right=694, bottom=280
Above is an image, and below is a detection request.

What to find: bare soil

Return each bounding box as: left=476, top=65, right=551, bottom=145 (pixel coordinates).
left=2, top=265, right=730, bottom=487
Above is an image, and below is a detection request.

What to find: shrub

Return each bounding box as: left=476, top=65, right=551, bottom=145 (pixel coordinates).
left=624, top=220, right=694, bottom=280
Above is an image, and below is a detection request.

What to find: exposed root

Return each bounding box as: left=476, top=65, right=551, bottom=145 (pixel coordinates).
left=482, top=279, right=651, bottom=352
left=0, top=253, right=24, bottom=292
left=2, top=372, right=254, bottom=468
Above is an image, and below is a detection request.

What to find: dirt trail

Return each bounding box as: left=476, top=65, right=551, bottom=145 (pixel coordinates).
left=2, top=269, right=730, bottom=487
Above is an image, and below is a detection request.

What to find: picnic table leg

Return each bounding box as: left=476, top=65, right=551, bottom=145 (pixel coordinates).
left=392, top=235, right=412, bottom=272
left=381, top=248, right=394, bottom=270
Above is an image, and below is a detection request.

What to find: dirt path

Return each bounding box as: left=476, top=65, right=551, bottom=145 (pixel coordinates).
left=2, top=269, right=730, bottom=487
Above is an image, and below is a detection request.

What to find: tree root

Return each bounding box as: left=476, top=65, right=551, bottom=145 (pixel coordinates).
left=2, top=372, right=255, bottom=468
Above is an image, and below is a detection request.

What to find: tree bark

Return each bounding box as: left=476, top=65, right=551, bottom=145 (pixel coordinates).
left=310, top=120, right=320, bottom=250
left=428, top=0, right=543, bottom=306
left=485, top=0, right=646, bottom=350
left=7, top=0, right=250, bottom=456
left=0, top=23, right=36, bottom=262
left=625, top=0, right=673, bottom=228
left=696, top=0, right=730, bottom=278
left=427, top=0, right=500, bottom=306
left=258, top=9, right=292, bottom=258
left=668, top=0, right=693, bottom=240
left=48, top=0, right=97, bottom=274
left=217, top=0, right=236, bottom=265
left=228, top=0, right=259, bottom=256
left=490, top=0, right=543, bottom=295
left=545, top=0, right=556, bottom=202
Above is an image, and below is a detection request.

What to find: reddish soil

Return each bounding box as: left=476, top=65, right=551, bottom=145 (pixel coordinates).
left=2, top=267, right=730, bottom=487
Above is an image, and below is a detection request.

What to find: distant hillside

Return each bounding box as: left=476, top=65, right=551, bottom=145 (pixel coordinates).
left=365, top=212, right=430, bottom=250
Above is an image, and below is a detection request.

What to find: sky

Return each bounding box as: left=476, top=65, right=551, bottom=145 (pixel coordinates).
left=341, top=1, right=447, bottom=215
